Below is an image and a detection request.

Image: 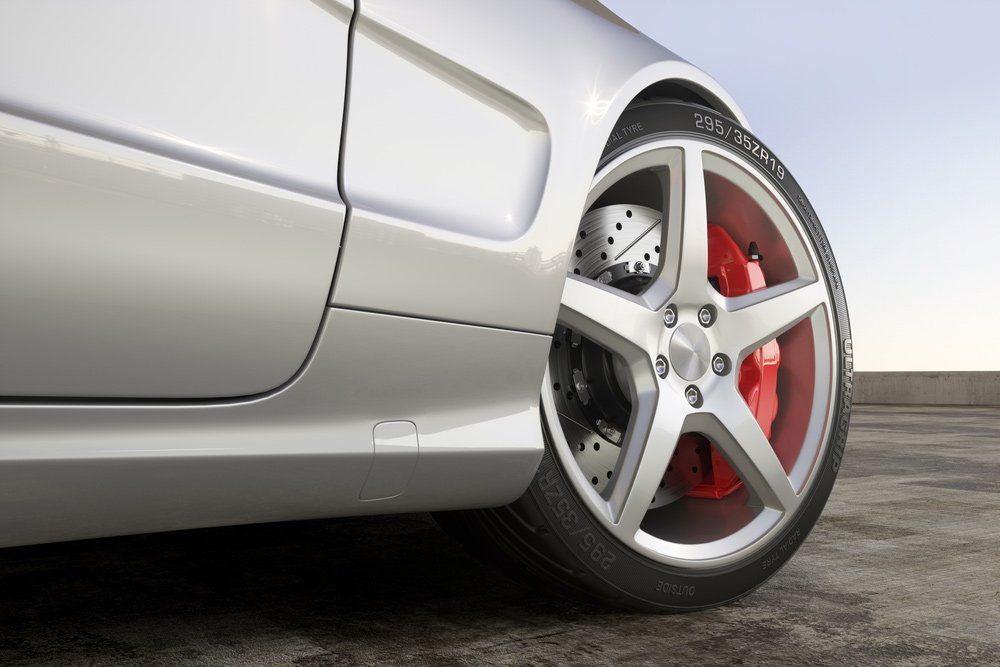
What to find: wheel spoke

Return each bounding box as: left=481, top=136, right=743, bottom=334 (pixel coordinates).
left=559, top=274, right=657, bottom=358
left=635, top=166, right=677, bottom=309
left=655, top=146, right=709, bottom=305
left=605, top=392, right=688, bottom=538
left=719, top=279, right=827, bottom=357
left=693, top=391, right=798, bottom=513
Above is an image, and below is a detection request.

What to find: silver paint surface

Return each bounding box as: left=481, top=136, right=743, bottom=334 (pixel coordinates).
left=332, top=0, right=745, bottom=333
left=0, top=114, right=344, bottom=397
left=0, top=0, right=352, bottom=397
left=0, top=309, right=548, bottom=547
left=0, top=0, right=748, bottom=545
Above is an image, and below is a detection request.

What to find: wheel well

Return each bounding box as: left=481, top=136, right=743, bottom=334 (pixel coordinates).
left=625, top=79, right=740, bottom=122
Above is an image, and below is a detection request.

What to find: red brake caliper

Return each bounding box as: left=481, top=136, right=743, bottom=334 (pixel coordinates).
left=684, top=224, right=781, bottom=499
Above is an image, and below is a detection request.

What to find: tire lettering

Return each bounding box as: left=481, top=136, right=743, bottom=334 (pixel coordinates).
left=761, top=528, right=802, bottom=570
left=699, top=114, right=786, bottom=181
left=536, top=467, right=617, bottom=571
left=605, top=121, right=645, bottom=149
left=655, top=580, right=696, bottom=597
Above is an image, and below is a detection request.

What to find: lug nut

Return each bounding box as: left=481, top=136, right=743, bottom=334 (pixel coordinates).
left=685, top=385, right=703, bottom=408
left=655, top=355, right=668, bottom=378
left=712, top=353, right=731, bottom=376
left=698, top=305, right=716, bottom=327
left=663, top=304, right=678, bottom=328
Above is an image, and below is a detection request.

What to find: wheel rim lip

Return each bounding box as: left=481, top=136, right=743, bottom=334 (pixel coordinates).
left=542, top=136, right=839, bottom=570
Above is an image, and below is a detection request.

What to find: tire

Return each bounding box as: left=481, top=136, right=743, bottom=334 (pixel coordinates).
left=438, top=101, right=853, bottom=612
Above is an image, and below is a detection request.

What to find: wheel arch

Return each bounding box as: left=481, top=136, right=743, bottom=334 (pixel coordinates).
left=626, top=78, right=746, bottom=123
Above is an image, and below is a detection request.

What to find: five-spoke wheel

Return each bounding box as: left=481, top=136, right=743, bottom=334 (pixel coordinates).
left=546, top=139, right=836, bottom=567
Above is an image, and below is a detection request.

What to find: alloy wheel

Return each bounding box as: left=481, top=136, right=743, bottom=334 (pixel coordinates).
left=542, top=138, right=837, bottom=569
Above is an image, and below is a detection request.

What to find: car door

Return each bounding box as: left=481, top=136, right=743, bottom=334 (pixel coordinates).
left=0, top=0, right=352, bottom=398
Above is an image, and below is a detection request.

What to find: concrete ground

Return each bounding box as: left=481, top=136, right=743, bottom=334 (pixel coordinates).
left=0, top=405, right=998, bottom=665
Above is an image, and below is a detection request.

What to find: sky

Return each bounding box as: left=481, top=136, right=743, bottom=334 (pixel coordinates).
left=601, top=1, right=1000, bottom=371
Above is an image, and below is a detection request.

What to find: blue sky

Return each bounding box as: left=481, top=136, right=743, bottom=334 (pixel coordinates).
left=602, top=1, right=1000, bottom=370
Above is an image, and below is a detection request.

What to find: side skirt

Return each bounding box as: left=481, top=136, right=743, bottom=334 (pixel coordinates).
left=0, top=308, right=547, bottom=548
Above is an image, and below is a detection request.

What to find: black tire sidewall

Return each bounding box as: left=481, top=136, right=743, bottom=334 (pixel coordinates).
left=527, top=101, right=854, bottom=611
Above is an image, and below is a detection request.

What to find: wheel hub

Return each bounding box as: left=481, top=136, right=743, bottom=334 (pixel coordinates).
left=667, top=323, right=710, bottom=381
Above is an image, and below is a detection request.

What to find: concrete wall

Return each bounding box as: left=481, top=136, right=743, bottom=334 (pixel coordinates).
left=853, top=372, right=1000, bottom=406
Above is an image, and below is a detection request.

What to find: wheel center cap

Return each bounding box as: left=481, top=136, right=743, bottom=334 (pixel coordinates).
left=668, top=323, right=711, bottom=380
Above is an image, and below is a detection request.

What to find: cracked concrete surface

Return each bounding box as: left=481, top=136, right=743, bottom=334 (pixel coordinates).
left=0, top=405, right=998, bottom=665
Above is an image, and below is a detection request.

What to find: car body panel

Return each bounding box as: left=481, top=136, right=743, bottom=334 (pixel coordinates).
left=0, top=0, right=351, bottom=397
left=331, top=0, right=745, bottom=332
left=0, top=113, right=344, bottom=398
left=0, top=0, right=747, bottom=547
left=0, top=308, right=548, bottom=548
left=0, top=0, right=352, bottom=201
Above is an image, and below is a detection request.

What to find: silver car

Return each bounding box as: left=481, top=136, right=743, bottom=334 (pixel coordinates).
left=0, top=0, right=852, bottom=611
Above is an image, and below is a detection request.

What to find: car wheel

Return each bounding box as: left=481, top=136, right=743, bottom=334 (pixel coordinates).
left=439, top=100, right=853, bottom=611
